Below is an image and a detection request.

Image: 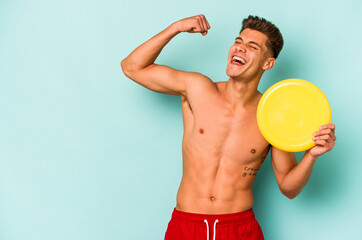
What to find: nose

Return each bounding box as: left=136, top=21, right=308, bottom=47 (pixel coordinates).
left=236, top=42, right=246, bottom=53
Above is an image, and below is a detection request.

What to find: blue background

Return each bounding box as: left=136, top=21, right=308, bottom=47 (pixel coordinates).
left=1, top=0, right=361, bottom=239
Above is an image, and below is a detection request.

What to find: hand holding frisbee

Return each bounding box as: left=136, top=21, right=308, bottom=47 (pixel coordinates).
left=257, top=79, right=333, bottom=152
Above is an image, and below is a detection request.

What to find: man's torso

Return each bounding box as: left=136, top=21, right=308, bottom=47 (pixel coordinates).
left=177, top=79, right=270, bottom=214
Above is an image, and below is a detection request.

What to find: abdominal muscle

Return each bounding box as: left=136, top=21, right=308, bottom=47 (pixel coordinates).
left=176, top=176, right=255, bottom=214
left=175, top=143, right=263, bottom=214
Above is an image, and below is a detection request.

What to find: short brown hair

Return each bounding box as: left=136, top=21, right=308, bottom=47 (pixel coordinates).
left=240, top=15, right=284, bottom=59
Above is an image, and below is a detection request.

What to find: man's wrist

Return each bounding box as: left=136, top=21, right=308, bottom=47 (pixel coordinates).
left=169, top=22, right=182, bottom=35
left=305, top=150, right=319, bottom=163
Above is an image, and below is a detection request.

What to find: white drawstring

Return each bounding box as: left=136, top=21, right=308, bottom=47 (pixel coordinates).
left=204, top=220, right=209, bottom=240
left=204, top=219, right=219, bottom=240
left=213, top=219, right=219, bottom=240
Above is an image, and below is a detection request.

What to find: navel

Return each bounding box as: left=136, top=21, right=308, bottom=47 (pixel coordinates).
left=199, top=128, right=204, bottom=134
left=251, top=148, right=256, bottom=154
left=210, top=196, right=216, bottom=201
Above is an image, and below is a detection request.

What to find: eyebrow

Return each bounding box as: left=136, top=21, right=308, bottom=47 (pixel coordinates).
left=235, top=37, right=262, bottom=49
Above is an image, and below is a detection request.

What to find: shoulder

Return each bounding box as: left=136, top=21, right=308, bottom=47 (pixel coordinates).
left=185, top=72, right=215, bottom=85
left=183, top=72, right=219, bottom=95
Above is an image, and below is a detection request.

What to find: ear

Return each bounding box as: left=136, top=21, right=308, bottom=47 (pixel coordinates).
left=262, top=57, right=276, bottom=71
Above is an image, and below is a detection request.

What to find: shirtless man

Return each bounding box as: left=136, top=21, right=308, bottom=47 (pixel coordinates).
left=121, top=14, right=336, bottom=240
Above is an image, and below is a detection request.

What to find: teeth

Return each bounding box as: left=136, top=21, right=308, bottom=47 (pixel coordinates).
left=233, top=56, right=246, bottom=64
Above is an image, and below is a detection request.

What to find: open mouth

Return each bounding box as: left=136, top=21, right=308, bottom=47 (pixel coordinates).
left=231, top=55, right=246, bottom=65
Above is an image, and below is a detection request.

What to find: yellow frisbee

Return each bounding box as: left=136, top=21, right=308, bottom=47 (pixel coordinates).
left=257, top=79, right=331, bottom=152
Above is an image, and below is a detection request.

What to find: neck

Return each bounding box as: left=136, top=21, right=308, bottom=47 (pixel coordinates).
left=224, top=76, right=261, bottom=108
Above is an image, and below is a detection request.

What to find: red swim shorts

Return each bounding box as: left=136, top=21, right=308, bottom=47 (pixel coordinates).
left=165, top=208, right=264, bottom=240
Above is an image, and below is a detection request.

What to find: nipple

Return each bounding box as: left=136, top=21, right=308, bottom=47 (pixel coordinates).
left=251, top=148, right=256, bottom=154
left=199, top=128, right=204, bottom=134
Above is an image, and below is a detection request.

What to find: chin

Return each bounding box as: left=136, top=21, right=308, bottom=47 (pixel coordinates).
left=226, top=68, right=242, bottom=79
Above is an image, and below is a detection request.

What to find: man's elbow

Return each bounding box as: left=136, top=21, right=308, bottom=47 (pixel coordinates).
left=284, top=193, right=298, bottom=199
left=280, top=188, right=300, bottom=199
left=121, top=59, right=132, bottom=78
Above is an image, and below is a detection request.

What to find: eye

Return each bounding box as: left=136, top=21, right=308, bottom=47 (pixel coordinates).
left=250, top=46, right=257, bottom=50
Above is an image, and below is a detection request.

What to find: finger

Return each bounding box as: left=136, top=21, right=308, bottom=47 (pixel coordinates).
left=312, top=135, right=330, bottom=141
left=200, top=14, right=209, bottom=33
left=331, top=132, right=336, bottom=141
left=314, top=132, right=335, bottom=143
left=315, top=135, right=335, bottom=143
left=205, top=16, right=211, bottom=29
left=314, top=139, right=327, bottom=146
left=319, top=124, right=335, bottom=132
left=314, top=128, right=334, bottom=138
left=196, top=16, right=205, bottom=33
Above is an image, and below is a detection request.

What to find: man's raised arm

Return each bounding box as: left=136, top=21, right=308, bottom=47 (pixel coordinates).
left=121, top=15, right=211, bottom=96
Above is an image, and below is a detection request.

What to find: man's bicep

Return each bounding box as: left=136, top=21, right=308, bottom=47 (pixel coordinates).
left=125, top=64, right=195, bottom=96
left=271, top=146, right=297, bottom=185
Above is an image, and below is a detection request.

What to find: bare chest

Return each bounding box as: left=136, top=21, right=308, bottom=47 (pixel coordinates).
left=182, top=95, right=269, bottom=165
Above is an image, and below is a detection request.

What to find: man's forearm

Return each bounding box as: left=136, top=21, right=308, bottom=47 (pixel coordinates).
left=121, top=23, right=180, bottom=74
left=280, top=151, right=318, bottom=199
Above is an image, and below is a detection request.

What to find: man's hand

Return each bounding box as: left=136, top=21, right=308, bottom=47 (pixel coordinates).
left=307, top=124, right=336, bottom=158
left=174, top=14, right=211, bottom=36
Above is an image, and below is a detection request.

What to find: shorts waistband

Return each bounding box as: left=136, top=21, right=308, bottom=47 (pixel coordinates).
left=171, top=208, right=256, bottom=225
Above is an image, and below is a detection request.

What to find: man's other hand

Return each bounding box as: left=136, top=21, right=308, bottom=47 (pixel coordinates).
left=307, top=124, right=336, bottom=158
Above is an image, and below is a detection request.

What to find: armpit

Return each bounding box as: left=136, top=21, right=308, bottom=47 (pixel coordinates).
left=181, top=95, right=193, bottom=113
left=260, top=144, right=271, bottom=163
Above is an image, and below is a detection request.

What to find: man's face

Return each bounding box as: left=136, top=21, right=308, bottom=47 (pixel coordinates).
left=226, top=28, right=274, bottom=80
